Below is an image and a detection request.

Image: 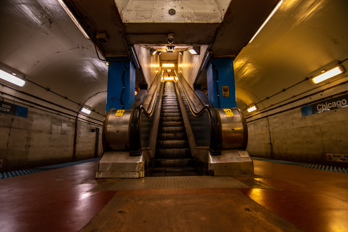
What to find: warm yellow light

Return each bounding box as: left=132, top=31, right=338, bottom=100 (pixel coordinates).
left=151, top=64, right=160, bottom=67
left=167, top=69, right=171, bottom=73
left=162, top=63, right=175, bottom=67
left=247, top=105, right=257, bottom=113
left=57, top=0, right=90, bottom=39
left=164, top=77, right=174, bottom=81
left=312, top=66, right=345, bottom=84
left=249, top=0, right=283, bottom=43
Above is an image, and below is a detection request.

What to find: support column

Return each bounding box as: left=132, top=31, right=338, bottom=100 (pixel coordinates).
left=206, top=57, right=237, bottom=108
left=106, top=58, right=135, bottom=112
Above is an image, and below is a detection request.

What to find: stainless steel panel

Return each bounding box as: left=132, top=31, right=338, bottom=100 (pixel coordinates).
left=103, top=109, right=132, bottom=151
left=208, top=150, right=253, bottom=176
left=218, top=108, right=248, bottom=149
left=96, top=151, right=145, bottom=178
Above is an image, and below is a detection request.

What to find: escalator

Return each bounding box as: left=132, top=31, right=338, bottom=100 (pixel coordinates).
left=152, top=81, right=196, bottom=176
left=96, top=71, right=253, bottom=178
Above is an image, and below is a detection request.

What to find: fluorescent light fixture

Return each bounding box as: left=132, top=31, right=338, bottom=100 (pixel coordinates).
left=189, top=49, right=197, bottom=55
left=57, top=0, right=90, bottom=39
left=81, top=107, right=91, bottom=114
left=0, top=69, right=26, bottom=87
left=249, top=0, right=283, bottom=43
left=150, top=64, right=160, bottom=67
left=247, top=105, right=257, bottom=113
left=162, top=63, right=175, bottom=67
left=312, top=66, right=345, bottom=84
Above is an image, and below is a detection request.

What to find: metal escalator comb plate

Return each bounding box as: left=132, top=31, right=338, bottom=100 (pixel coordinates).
left=223, top=109, right=234, bottom=116
left=115, top=109, right=125, bottom=117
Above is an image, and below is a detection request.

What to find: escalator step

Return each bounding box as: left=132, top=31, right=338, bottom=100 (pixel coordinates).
left=160, top=121, right=184, bottom=127
left=161, top=112, right=182, bottom=117
left=157, top=133, right=187, bottom=140
left=156, top=148, right=190, bottom=158
left=159, top=126, right=185, bottom=133
left=154, top=158, right=192, bottom=167
left=161, top=109, right=181, bottom=113
left=161, top=106, right=180, bottom=109
left=157, top=139, right=189, bottom=148
left=160, top=116, right=182, bottom=121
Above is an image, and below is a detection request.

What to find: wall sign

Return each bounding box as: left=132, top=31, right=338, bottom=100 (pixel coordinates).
left=0, top=101, right=28, bottom=118
left=222, top=86, right=230, bottom=97
left=301, top=94, right=348, bottom=116
left=323, top=153, right=348, bottom=163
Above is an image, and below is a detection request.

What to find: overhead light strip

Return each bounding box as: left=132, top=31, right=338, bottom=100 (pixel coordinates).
left=247, top=105, right=257, bottom=113
left=0, top=69, right=26, bottom=87
left=249, top=0, right=283, bottom=43
left=189, top=49, right=197, bottom=55
left=81, top=107, right=91, bottom=114
left=57, top=0, right=90, bottom=39
left=312, top=66, right=345, bottom=84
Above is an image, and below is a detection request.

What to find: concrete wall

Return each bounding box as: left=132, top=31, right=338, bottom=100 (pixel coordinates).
left=134, top=45, right=160, bottom=86
left=178, top=45, right=208, bottom=86
left=247, top=106, right=348, bottom=163
left=0, top=105, right=103, bottom=171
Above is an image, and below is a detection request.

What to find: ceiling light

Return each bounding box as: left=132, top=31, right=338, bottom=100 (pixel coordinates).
left=81, top=107, right=91, bottom=114
left=247, top=105, right=257, bottom=113
left=57, top=0, right=90, bottom=39
left=189, top=49, right=197, bottom=55
left=249, top=0, right=283, bottom=43
left=0, top=69, right=26, bottom=87
left=167, top=69, right=171, bottom=73
left=162, top=63, right=175, bottom=67
left=312, top=65, right=345, bottom=84
left=150, top=49, right=157, bottom=55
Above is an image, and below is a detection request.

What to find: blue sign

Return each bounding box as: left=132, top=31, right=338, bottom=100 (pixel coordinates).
left=0, top=101, right=28, bottom=118
left=302, top=94, right=348, bottom=116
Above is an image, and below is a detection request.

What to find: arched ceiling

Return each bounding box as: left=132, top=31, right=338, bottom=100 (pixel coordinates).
left=2, top=0, right=346, bottom=122
left=234, top=0, right=348, bottom=115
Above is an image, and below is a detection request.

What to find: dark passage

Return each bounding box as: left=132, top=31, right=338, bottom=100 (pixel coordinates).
left=152, top=81, right=197, bottom=176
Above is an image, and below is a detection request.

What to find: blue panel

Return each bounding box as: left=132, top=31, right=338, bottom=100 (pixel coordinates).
left=211, top=57, right=237, bottom=108
left=15, top=105, right=28, bottom=118
left=207, top=63, right=219, bottom=108
left=106, top=58, right=135, bottom=112
left=301, top=105, right=313, bottom=116
left=206, top=57, right=236, bottom=108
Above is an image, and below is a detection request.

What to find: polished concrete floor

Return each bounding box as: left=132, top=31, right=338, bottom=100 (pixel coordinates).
left=0, top=160, right=347, bottom=232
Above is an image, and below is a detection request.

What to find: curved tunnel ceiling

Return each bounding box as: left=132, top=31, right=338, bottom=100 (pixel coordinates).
left=234, top=0, right=348, bottom=115
left=2, top=0, right=346, bottom=122
left=0, top=0, right=108, bottom=118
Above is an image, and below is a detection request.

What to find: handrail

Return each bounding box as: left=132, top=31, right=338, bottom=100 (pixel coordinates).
left=174, top=73, right=222, bottom=155
left=130, top=70, right=163, bottom=155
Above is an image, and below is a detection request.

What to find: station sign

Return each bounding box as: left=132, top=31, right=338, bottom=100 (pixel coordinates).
left=0, top=101, right=28, bottom=118
left=301, top=94, right=348, bottom=116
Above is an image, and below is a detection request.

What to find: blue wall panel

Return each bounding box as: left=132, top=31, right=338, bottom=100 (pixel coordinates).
left=106, top=59, right=135, bottom=112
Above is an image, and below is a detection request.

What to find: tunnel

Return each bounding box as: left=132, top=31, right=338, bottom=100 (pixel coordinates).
left=0, top=0, right=348, bottom=231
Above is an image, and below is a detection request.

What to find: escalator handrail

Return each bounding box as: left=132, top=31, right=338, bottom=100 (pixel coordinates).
left=130, top=70, right=163, bottom=155
left=174, top=74, right=222, bottom=155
